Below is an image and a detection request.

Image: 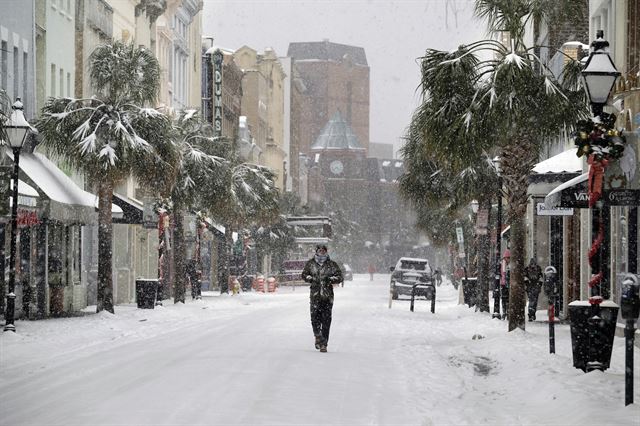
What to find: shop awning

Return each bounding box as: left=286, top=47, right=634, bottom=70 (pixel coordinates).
left=544, top=172, right=588, bottom=209
left=112, top=193, right=143, bottom=224
left=8, top=150, right=121, bottom=224
left=6, top=180, right=39, bottom=211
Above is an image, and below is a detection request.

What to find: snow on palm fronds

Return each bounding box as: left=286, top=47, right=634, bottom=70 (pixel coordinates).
left=37, top=97, right=167, bottom=177
left=89, top=42, right=160, bottom=106
left=169, top=109, right=227, bottom=208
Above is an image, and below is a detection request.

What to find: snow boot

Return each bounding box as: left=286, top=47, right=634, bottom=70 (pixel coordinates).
left=320, top=345, right=327, bottom=353
left=315, top=336, right=322, bottom=350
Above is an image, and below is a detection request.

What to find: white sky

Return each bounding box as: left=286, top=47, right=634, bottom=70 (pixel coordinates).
left=202, top=0, right=488, bottom=157
left=1, top=274, right=638, bottom=425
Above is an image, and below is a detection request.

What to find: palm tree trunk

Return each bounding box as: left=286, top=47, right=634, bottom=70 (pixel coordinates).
left=476, top=196, right=492, bottom=312
left=508, top=214, right=527, bottom=330
left=97, top=181, right=114, bottom=313
left=220, top=224, right=232, bottom=294
left=502, top=137, right=537, bottom=331
left=173, top=205, right=186, bottom=303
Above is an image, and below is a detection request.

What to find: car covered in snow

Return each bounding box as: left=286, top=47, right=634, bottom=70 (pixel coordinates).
left=389, top=257, right=434, bottom=300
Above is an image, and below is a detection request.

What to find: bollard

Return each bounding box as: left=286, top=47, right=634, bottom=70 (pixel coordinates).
left=410, top=284, right=416, bottom=312
left=544, top=266, right=557, bottom=354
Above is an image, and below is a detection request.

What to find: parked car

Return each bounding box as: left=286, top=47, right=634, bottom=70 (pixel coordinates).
left=389, top=257, right=434, bottom=300
left=341, top=264, right=353, bottom=282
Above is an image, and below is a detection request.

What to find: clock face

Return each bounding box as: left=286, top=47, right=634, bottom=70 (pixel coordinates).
left=330, top=160, right=344, bottom=175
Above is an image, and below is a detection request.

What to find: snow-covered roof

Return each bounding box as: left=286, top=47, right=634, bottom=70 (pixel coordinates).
left=532, top=148, right=582, bottom=174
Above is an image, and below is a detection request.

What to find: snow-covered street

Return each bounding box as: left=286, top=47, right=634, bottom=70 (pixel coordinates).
left=1, top=274, right=638, bottom=426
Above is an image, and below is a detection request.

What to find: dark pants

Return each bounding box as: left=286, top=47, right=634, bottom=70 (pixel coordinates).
left=310, top=297, right=333, bottom=345
left=501, top=286, right=509, bottom=319
left=190, top=277, right=201, bottom=299
left=527, top=288, right=540, bottom=320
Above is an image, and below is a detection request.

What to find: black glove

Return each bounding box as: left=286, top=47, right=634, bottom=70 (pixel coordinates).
left=304, top=275, right=313, bottom=283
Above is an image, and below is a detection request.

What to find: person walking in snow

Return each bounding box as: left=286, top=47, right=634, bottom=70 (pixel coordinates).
left=524, top=258, right=543, bottom=321
left=302, top=245, right=343, bottom=353
left=434, top=268, right=442, bottom=287
left=367, top=262, right=376, bottom=281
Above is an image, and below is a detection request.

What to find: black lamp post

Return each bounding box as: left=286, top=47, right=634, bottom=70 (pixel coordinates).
left=581, top=31, right=620, bottom=119
left=568, top=31, right=621, bottom=372
left=2, top=98, right=31, bottom=332
left=492, top=156, right=502, bottom=319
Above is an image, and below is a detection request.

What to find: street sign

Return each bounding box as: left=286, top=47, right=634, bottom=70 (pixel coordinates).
left=456, top=227, right=464, bottom=244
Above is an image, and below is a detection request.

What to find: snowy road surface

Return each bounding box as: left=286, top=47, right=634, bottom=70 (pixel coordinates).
left=1, top=274, right=638, bottom=426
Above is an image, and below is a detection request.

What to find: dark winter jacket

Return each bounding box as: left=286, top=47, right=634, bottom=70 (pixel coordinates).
left=302, top=256, right=343, bottom=301
left=524, top=263, right=542, bottom=292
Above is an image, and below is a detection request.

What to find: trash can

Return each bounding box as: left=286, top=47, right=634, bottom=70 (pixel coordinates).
left=568, top=300, right=619, bottom=372
left=462, top=277, right=477, bottom=307
left=136, top=279, right=159, bottom=309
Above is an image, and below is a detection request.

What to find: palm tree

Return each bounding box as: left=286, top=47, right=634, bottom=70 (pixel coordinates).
left=36, top=42, right=171, bottom=313
left=410, top=0, right=587, bottom=330
left=201, top=137, right=280, bottom=292
left=401, top=43, right=499, bottom=313
left=163, top=111, right=225, bottom=303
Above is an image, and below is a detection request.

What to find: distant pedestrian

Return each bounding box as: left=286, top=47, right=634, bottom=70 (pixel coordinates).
left=186, top=259, right=202, bottom=300
left=434, top=268, right=442, bottom=286
left=367, top=263, right=376, bottom=281
left=302, top=245, right=343, bottom=353
left=524, top=258, right=543, bottom=321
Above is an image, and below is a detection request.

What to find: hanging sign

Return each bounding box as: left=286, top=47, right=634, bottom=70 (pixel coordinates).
left=212, top=49, right=224, bottom=137
left=536, top=203, right=574, bottom=216
left=475, top=209, right=489, bottom=235
left=142, top=196, right=158, bottom=229
left=604, top=136, right=639, bottom=206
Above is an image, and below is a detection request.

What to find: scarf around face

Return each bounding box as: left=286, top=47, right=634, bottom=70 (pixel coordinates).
left=314, top=254, right=328, bottom=265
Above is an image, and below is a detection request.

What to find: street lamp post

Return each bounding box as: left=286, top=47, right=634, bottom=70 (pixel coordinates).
left=2, top=98, right=32, bottom=332
left=492, top=156, right=502, bottom=319
left=569, top=30, right=621, bottom=372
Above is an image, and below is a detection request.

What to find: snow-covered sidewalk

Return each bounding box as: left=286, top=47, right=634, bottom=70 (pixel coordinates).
left=0, top=274, right=638, bottom=426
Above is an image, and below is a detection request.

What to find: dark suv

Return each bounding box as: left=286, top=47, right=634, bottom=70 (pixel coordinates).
left=389, top=257, right=434, bottom=300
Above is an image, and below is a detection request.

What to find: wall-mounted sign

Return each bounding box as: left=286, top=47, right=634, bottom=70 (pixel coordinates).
left=536, top=203, right=574, bottom=216
left=17, top=210, right=40, bottom=227
left=212, top=49, right=224, bottom=137
left=560, top=187, right=589, bottom=208
left=604, top=189, right=640, bottom=206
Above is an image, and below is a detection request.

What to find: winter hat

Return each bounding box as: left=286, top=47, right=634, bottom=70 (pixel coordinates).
left=315, top=245, right=328, bottom=253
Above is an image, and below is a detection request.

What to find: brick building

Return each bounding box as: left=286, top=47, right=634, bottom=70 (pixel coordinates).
left=287, top=40, right=370, bottom=155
